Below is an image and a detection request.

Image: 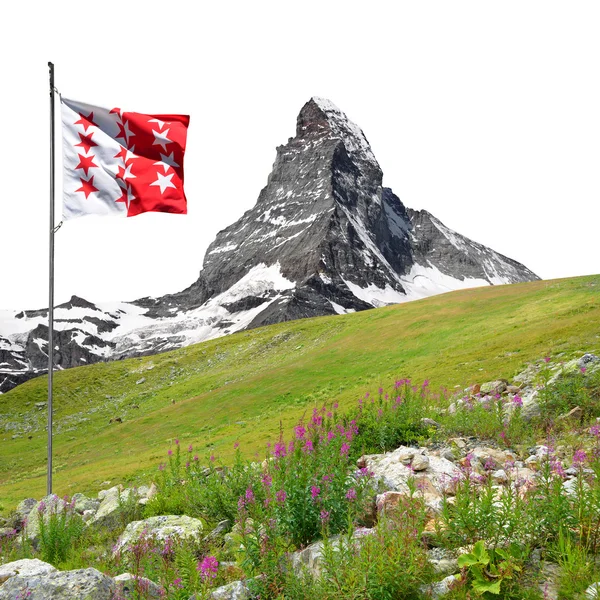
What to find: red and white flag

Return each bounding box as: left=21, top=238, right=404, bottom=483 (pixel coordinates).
left=61, top=97, right=189, bottom=220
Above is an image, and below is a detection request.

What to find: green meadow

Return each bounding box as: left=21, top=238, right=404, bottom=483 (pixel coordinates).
left=1, top=274, right=599, bottom=512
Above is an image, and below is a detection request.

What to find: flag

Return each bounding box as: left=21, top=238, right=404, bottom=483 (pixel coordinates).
left=61, top=97, right=189, bottom=220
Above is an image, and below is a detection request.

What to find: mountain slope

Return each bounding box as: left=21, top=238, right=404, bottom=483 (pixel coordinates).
left=0, top=97, right=538, bottom=392
left=0, top=274, right=597, bottom=509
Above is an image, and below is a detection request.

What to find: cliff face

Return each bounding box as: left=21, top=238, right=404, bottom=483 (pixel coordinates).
left=0, top=97, right=539, bottom=393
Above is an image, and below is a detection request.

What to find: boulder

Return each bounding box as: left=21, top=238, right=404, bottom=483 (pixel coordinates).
left=421, top=574, right=459, bottom=598
left=113, top=515, right=204, bottom=556
left=480, top=380, right=507, bottom=395
left=210, top=579, right=252, bottom=599
left=24, top=495, right=69, bottom=544
left=71, top=493, right=100, bottom=514
left=363, top=446, right=460, bottom=513
left=0, top=567, right=115, bottom=599
left=290, top=528, right=374, bottom=577
left=411, top=453, right=430, bottom=472
left=89, top=485, right=154, bottom=529
left=0, top=559, right=56, bottom=586
left=114, top=573, right=162, bottom=598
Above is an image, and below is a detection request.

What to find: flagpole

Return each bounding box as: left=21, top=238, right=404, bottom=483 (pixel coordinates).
left=48, top=61, right=56, bottom=496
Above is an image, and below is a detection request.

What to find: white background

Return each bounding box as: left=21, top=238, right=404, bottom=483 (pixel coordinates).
left=1, top=1, right=599, bottom=310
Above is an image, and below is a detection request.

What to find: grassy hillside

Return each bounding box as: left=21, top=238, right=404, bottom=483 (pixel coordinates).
left=1, top=274, right=599, bottom=511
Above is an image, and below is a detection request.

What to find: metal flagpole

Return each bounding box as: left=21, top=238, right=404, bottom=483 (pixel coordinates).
left=48, top=62, right=55, bottom=496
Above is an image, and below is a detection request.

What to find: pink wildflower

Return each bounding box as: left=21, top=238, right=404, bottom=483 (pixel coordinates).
left=197, top=556, right=219, bottom=581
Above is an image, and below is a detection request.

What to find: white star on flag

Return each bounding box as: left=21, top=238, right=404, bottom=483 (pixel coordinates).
left=152, top=128, right=173, bottom=152
left=121, top=164, right=136, bottom=181
left=154, top=152, right=180, bottom=173
left=150, top=172, right=177, bottom=194
left=149, top=118, right=166, bottom=129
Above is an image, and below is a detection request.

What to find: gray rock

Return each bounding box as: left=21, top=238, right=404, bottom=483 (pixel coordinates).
left=0, top=559, right=56, bottom=585
left=24, top=495, right=69, bottom=544
left=203, top=519, right=232, bottom=543
left=411, top=453, right=430, bottom=472
left=114, top=573, right=162, bottom=598
left=420, top=574, right=459, bottom=598
left=15, top=499, right=36, bottom=521
left=71, top=493, right=100, bottom=514
left=0, top=567, right=115, bottom=599
left=579, top=353, right=599, bottom=368
left=210, top=579, right=252, bottom=600
left=586, top=581, right=600, bottom=599
left=480, top=380, right=507, bottom=395
left=113, top=515, right=204, bottom=556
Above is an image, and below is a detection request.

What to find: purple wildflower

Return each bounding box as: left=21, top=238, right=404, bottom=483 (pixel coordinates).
left=320, top=510, right=330, bottom=524
left=261, top=473, right=272, bottom=488
left=295, top=424, right=306, bottom=440
left=234, top=441, right=240, bottom=449
left=346, top=487, right=357, bottom=501
left=276, top=489, right=287, bottom=504
left=311, top=486, right=321, bottom=500
left=512, top=395, right=523, bottom=406
left=188, top=444, right=193, bottom=452
left=573, top=450, right=588, bottom=465
left=167, top=449, right=173, bottom=456
left=340, top=442, right=350, bottom=456
left=174, top=438, right=179, bottom=445
left=273, top=441, right=286, bottom=458
left=158, top=463, right=165, bottom=471
left=197, top=556, right=219, bottom=582
left=245, top=487, right=255, bottom=504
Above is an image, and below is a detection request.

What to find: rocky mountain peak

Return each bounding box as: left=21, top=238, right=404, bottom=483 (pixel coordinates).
left=296, top=97, right=380, bottom=175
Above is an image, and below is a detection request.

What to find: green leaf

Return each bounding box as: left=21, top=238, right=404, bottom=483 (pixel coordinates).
left=472, top=578, right=502, bottom=594
left=458, top=552, right=479, bottom=568
left=472, top=541, right=490, bottom=566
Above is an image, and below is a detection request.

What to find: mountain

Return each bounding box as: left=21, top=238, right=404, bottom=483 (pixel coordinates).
left=0, top=97, right=538, bottom=393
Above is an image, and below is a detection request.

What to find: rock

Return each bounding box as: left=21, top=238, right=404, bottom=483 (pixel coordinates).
left=540, top=562, right=561, bottom=600
left=421, top=418, right=441, bottom=429
left=579, top=353, right=599, bottom=367
left=71, top=493, right=100, bottom=514
left=506, top=384, right=522, bottom=394
left=90, top=485, right=153, bottom=529
left=480, top=380, right=507, bottom=395
left=136, top=377, right=146, bottom=385
left=365, top=446, right=460, bottom=509
left=586, top=581, right=600, bottom=599
left=113, top=515, right=204, bottom=556
left=90, top=485, right=131, bottom=529
left=411, top=453, right=430, bottom=471
left=421, top=574, right=459, bottom=599
left=0, top=567, right=115, bottom=599
left=491, top=469, right=508, bottom=484
left=24, top=495, right=69, bottom=544
left=396, top=449, right=415, bottom=465
left=114, top=573, right=162, bottom=598
left=203, top=519, right=232, bottom=543
left=15, top=499, right=36, bottom=521
left=0, top=559, right=56, bottom=585
left=210, top=579, right=252, bottom=600
left=290, top=528, right=373, bottom=577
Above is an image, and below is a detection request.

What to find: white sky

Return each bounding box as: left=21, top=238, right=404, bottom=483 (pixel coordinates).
left=1, top=1, right=599, bottom=310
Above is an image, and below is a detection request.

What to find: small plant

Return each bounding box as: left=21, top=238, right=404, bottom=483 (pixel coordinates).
left=37, top=496, right=84, bottom=566
left=457, top=541, right=522, bottom=597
